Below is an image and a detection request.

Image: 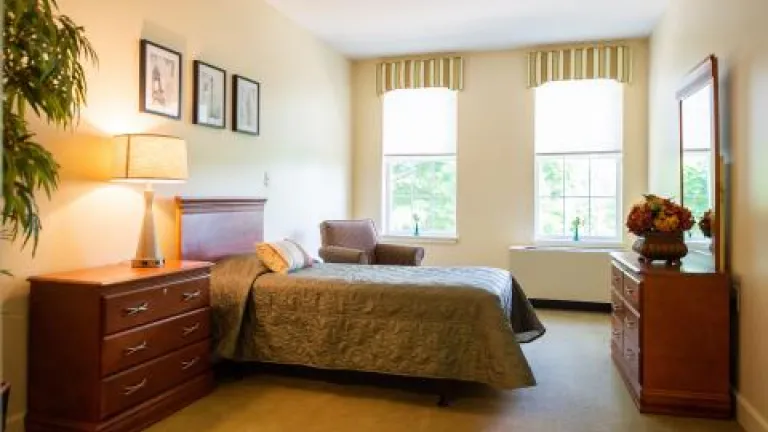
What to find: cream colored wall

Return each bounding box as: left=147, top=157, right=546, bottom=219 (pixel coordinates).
left=352, top=40, right=648, bottom=269
left=0, top=0, right=350, bottom=427
left=648, top=0, right=768, bottom=430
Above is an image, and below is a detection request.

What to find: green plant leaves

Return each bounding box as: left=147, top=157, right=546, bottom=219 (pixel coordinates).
left=2, top=110, right=59, bottom=253
left=2, top=0, right=98, bottom=256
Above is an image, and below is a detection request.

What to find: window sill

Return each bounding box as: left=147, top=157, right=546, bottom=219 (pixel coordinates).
left=687, top=240, right=713, bottom=252
left=686, top=239, right=711, bottom=244
left=382, top=235, right=459, bottom=245
left=689, top=248, right=713, bottom=256
left=515, top=240, right=624, bottom=252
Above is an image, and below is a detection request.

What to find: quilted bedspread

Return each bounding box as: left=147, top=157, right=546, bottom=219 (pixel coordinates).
left=210, top=254, right=545, bottom=389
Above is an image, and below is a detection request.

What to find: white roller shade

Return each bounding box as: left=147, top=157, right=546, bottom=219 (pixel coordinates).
left=383, top=88, right=457, bottom=156
left=535, top=80, right=623, bottom=154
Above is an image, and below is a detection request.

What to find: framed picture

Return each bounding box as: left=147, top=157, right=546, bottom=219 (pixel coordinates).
left=232, top=75, right=260, bottom=135
left=139, top=39, right=182, bottom=119
left=193, top=61, right=226, bottom=128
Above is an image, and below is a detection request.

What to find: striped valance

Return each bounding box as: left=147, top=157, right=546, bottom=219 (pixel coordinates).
left=377, top=57, right=464, bottom=95
left=527, top=46, right=632, bottom=88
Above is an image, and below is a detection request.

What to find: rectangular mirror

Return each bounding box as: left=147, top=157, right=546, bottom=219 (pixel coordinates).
left=677, top=55, right=726, bottom=272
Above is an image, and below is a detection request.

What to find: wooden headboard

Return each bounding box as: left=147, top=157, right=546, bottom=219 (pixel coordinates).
left=175, top=197, right=267, bottom=262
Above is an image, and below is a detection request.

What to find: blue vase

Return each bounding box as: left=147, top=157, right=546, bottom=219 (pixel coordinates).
left=414, top=222, right=420, bottom=236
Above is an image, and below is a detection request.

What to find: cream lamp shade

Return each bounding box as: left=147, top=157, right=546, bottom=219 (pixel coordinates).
left=111, top=134, right=188, bottom=183
left=111, top=134, right=188, bottom=268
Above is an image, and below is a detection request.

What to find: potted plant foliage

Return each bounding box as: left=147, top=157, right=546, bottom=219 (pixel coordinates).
left=626, top=194, right=695, bottom=266
left=2, top=0, right=97, bottom=267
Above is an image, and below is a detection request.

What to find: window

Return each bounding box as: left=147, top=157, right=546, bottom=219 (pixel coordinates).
left=535, top=80, right=623, bottom=242
left=382, top=88, right=457, bottom=237
left=681, top=86, right=714, bottom=239
left=682, top=149, right=712, bottom=239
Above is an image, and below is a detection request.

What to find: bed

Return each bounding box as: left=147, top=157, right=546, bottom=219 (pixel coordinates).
left=175, top=197, right=545, bottom=402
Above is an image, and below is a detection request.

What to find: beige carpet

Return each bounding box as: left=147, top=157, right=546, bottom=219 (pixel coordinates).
left=148, top=310, right=742, bottom=432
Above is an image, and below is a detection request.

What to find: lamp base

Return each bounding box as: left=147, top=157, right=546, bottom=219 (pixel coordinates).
left=131, top=258, right=165, bottom=268
left=132, top=185, right=165, bottom=269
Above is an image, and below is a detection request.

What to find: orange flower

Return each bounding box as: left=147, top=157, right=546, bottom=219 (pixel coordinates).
left=699, top=210, right=714, bottom=238
left=625, top=195, right=694, bottom=236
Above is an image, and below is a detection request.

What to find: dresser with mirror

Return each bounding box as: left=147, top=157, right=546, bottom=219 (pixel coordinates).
left=610, top=55, right=732, bottom=418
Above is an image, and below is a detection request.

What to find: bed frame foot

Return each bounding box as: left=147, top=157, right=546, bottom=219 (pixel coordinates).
left=437, top=393, right=452, bottom=407
left=214, top=359, right=248, bottom=381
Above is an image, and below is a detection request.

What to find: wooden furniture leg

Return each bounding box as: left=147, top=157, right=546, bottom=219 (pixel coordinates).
left=435, top=380, right=454, bottom=407
left=1, top=382, right=10, bottom=431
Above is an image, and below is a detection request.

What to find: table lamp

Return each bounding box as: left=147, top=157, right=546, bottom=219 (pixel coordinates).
left=111, top=134, right=188, bottom=268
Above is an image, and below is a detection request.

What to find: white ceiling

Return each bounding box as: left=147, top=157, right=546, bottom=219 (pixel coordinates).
left=265, top=0, right=669, bottom=59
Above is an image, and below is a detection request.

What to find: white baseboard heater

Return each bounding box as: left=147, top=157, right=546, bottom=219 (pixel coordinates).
left=509, top=246, right=619, bottom=305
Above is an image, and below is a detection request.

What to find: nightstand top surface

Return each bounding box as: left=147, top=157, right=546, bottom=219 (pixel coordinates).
left=28, top=260, right=213, bottom=286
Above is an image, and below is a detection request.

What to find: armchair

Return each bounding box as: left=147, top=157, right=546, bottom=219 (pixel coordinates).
left=318, top=219, right=425, bottom=266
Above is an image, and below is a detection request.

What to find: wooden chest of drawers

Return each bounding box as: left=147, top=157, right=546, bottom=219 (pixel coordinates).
left=610, top=251, right=731, bottom=418
left=26, top=261, right=214, bottom=432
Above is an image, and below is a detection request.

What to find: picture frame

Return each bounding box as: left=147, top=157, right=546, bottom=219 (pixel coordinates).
left=139, top=39, right=182, bottom=119
left=232, top=75, right=260, bottom=135
left=193, top=61, right=226, bottom=128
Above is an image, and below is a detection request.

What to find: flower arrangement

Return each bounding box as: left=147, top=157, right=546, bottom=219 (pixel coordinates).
left=626, top=194, right=695, bottom=236
left=699, top=210, right=714, bottom=238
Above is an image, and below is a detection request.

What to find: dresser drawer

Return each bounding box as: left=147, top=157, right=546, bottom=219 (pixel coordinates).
left=100, top=340, right=209, bottom=419
left=623, top=309, right=641, bottom=382
left=610, top=290, right=625, bottom=355
left=611, top=264, right=624, bottom=291
left=102, top=276, right=209, bottom=335
left=623, top=274, right=641, bottom=311
left=102, top=308, right=210, bottom=376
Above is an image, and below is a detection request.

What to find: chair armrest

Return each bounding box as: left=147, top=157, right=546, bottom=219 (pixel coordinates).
left=375, top=243, right=425, bottom=266
left=318, top=246, right=371, bottom=264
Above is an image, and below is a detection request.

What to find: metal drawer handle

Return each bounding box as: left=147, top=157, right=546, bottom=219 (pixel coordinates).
left=123, top=378, right=147, bottom=396
left=181, top=357, right=199, bottom=370
left=124, top=302, right=149, bottom=316
left=182, top=290, right=201, bottom=302
left=124, top=340, right=148, bottom=356
left=182, top=323, right=201, bottom=336
left=625, top=286, right=635, bottom=295
left=624, top=318, right=637, bottom=329
left=612, top=329, right=622, bottom=337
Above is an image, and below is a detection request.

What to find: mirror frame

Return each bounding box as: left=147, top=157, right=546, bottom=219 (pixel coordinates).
left=676, top=55, right=725, bottom=273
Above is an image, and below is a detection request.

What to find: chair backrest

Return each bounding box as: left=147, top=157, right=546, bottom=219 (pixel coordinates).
left=320, top=219, right=379, bottom=261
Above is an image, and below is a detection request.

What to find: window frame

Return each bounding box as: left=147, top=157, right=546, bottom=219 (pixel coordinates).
left=533, top=151, right=623, bottom=245
left=382, top=153, right=457, bottom=238
left=380, top=88, right=458, bottom=238
left=533, top=80, right=624, bottom=246
left=681, top=146, right=713, bottom=243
